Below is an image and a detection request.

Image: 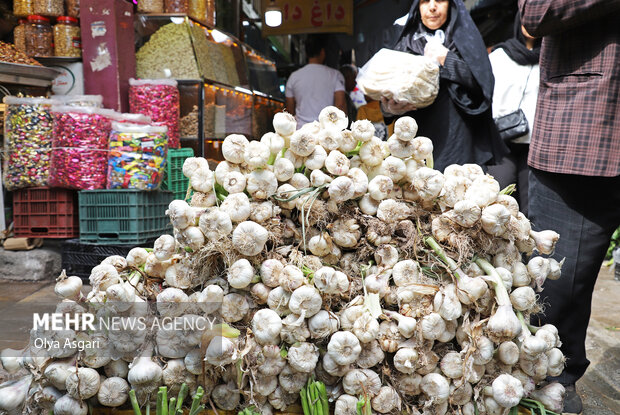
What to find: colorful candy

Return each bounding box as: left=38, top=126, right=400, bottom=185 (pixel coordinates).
left=129, top=78, right=180, bottom=148
left=107, top=122, right=168, bottom=190
left=49, top=106, right=112, bottom=189
left=2, top=97, right=57, bottom=190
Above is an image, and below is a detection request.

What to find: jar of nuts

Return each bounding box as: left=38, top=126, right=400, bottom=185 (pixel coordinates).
left=164, top=0, right=189, bottom=13
left=54, top=16, right=81, bottom=57
left=65, top=0, right=80, bottom=18
left=14, top=0, right=34, bottom=17
left=14, top=19, right=28, bottom=53
left=138, top=0, right=164, bottom=13
left=189, top=0, right=206, bottom=22
left=33, top=0, right=64, bottom=17
left=25, top=15, right=53, bottom=57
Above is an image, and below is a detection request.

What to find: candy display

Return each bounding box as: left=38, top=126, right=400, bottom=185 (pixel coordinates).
left=137, top=0, right=164, bottom=13
left=53, top=16, right=81, bottom=57
left=25, top=15, right=53, bottom=57
left=2, top=97, right=58, bottom=190
left=129, top=78, right=180, bottom=148
left=49, top=106, right=112, bottom=190
left=136, top=22, right=201, bottom=80
left=33, top=0, right=64, bottom=16
left=107, top=122, right=168, bottom=190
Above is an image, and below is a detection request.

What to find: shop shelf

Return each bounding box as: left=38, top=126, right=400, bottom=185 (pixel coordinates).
left=13, top=187, right=79, bottom=238
left=61, top=239, right=143, bottom=281
left=78, top=189, right=173, bottom=245
left=161, top=148, right=194, bottom=200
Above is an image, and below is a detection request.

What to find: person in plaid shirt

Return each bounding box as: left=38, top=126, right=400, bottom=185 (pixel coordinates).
left=520, top=0, right=620, bottom=413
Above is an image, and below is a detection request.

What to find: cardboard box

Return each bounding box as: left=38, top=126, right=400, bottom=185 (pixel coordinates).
left=80, top=0, right=136, bottom=112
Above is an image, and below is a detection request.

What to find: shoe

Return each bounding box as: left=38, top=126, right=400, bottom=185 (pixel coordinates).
left=563, top=384, right=583, bottom=414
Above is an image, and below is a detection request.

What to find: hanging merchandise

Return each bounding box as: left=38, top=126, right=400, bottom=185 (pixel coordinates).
left=53, top=16, right=81, bottom=57
left=65, top=0, right=80, bottom=18
left=33, top=0, right=64, bottom=17
left=137, top=0, right=164, bottom=13
left=164, top=0, right=189, bottom=13
left=107, top=122, right=168, bottom=190
left=13, top=19, right=27, bottom=53
left=2, top=97, right=58, bottom=190
left=24, top=15, right=53, bottom=58
left=129, top=78, right=180, bottom=148
left=49, top=106, right=113, bottom=190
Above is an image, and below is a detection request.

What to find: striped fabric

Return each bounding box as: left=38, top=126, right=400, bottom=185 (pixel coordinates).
left=519, top=0, right=620, bottom=177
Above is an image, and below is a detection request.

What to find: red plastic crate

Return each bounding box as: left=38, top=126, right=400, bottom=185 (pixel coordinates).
left=13, top=187, right=79, bottom=238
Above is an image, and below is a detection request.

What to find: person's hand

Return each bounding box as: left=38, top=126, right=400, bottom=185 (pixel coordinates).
left=380, top=97, right=417, bottom=116
left=424, top=41, right=449, bottom=66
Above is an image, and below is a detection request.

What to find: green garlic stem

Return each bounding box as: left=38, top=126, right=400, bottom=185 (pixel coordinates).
left=424, top=236, right=462, bottom=280
left=474, top=258, right=511, bottom=306
left=129, top=390, right=142, bottom=415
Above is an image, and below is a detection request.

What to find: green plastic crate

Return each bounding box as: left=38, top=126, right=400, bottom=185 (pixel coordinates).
left=161, top=148, right=194, bottom=200
left=78, top=190, right=173, bottom=245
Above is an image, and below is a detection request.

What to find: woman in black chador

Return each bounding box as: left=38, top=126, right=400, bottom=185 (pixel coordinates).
left=382, top=0, right=507, bottom=172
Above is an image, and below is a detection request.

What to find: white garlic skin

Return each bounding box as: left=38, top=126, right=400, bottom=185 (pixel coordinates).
left=97, top=377, right=129, bottom=407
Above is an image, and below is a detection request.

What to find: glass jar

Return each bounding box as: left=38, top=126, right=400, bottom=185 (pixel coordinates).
left=33, top=0, right=64, bottom=17
left=14, top=20, right=28, bottom=53
left=14, top=0, right=34, bottom=17
left=189, top=0, right=206, bottom=22
left=65, top=0, right=79, bottom=18
left=164, top=0, right=189, bottom=13
left=138, top=0, right=164, bottom=13
left=25, top=15, right=53, bottom=57
left=54, top=16, right=81, bottom=57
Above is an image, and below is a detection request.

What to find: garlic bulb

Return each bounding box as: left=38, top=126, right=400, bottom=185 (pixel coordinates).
left=328, top=176, right=355, bottom=202
left=126, top=247, right=149, bottom=267
left=0, top=375, right=31, bottom=411
left=308, top=233, right=332, bottom=257
left=89, top=263, right=121, bottom=291
left=486, top=304, right=522, bottom=342
left=498, top=341, right=520, bottom=365
left=247, top=169, right=278, bottom=200
left=214, top=160, right=240, bottom=184
left=278, top=364, right=309, bottom=393
left=368, top=175, right=393, bottom=201
left=44, top=360, right=74, bottom=390
left=319, top=128, right=343, bottom=151
left=319, top=105, right=348, bottom=131
left=287, top=342, right=319, bottom=372
left=212, top=382, right=241, bottom=410
left=351, top=119, right=375, bottom=142
left=183, top=156, right=209, bottom=178
left=252, top=308, right=282, bottom=345
left=157, top=287, right=189, bottom=318
left=393, top=348, right=418, bottom=374
left=481, top=203, right=511, bottom=236
left=65, top=367, right=100, bottom=399
left=358, top=193, right=380, bottom=215
left=510, top=286, right=537, bottom=311
left=104, top=359, right=129, bottom=378
left=327, top=331, right=362, bottom=365
left=360, top=137, right=384, bottom=166
left=289, top=285, right=322, bottom=317
left=267, top=286, right=291, bottom=316
left=205, top=336, right=237, bottom=366
left=331, top=219, right=361, bottom=248
left=228, top=258, right=255, bottom=289
left=273, top=112, right=296, bottom=136
left=222, top=134, right=249, bottom=163
left=421, top=373, right=450, bottom=403
left=220, top=192, right=251, bottom=222
left=335, top=394, right=359, bottom=415
left=232, top=221, right=269, bottom=256
left=491, top=374, right=524, bottom=408
left=465, top=175, right=500, bottom=207
left=371, top=386, right=401, bottom=413
left=54, top=394, right=87, bottom=415
left=342, top=369, right=381, bottom=397
left=54, top=271, right=82, bottom=300
left=97, top=377, right=129, bottom=407
left=322, top=352, right=351, bottom=377
left=199, top=207, right=232, bottom=241
left=420, top=312, right=446, bottom=340
left=413, top=167, right=445, bottom=200
left=244, top=140, right=270, bottom=169
left=313, top=267, right=349, bottom=294
left=529, top=383, right=565, bottom=413
left=325, top=150, right=351, bottom=176
left=290, top=128, right=318, bottom=156
left=387, top=134, right=415, bottom=158
left=353, top=312, right=380, bottom=343
left=167, top=200, right=195, bottom=230
left=394, top=116, right=418, bottom=141
left=308, top=310, right=339, bottom=338
left=221, top=293, right=250, bottom=322
left=392, top=259, right=421, bottom=287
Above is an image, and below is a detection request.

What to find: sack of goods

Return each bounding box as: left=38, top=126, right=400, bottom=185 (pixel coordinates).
left=357, top=48, right=440, bottom=108
left=4, top=106, right=567, bottom=415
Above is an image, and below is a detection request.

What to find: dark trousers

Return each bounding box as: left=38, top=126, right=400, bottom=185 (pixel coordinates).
left=528, top=168, right=620, bottom=385
left=487, top=143, right=529, bottom=216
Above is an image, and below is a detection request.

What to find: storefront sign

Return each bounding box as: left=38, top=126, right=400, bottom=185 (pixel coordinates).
left=261, top=0, right=353, bottom=35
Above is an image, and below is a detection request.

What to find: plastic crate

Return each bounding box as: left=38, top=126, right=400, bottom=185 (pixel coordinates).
left=13, top=187, right=79, bottom=238
left=78, top=189, right=174, bottom=245
left=61, top=239, right=141, bottom=281
left=161, top=148, right=194, bottom=200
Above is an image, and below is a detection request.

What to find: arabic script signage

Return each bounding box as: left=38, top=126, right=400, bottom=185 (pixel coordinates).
left=261, top=0, right=353, bottom=35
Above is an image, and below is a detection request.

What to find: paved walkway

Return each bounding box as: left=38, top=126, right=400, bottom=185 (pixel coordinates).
left=0, top=266, right=618, bottom=414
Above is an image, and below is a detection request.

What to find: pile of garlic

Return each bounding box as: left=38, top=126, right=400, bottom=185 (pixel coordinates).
left=2, top=106, right=568, bottom=415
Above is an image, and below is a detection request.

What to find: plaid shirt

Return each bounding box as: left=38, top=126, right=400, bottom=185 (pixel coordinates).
left=519, top=0, right=620, bottom=176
